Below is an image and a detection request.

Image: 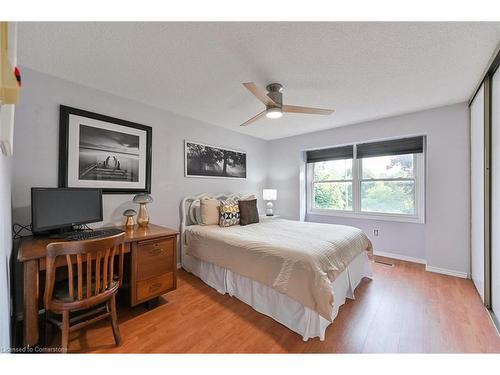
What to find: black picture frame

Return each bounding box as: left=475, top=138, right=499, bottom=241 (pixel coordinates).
left=59, top=105, right=152, bottom=194
left=184, top=140, right=247, bottom=179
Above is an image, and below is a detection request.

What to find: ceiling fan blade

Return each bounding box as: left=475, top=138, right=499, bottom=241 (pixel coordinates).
left=240, top=110, right=266, bottom=127
left=282, top=105, right=334, bottom=115
left=242, top=82, right=277, bottom=107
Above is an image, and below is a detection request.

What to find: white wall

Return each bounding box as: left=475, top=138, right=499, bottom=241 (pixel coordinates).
left=268, top=103, right=470, bottom=274
left=12, top=68, right=268, bottom=238
left=0, top=152, right=12, bottom=351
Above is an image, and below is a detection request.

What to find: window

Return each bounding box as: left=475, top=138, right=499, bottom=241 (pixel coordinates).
left=312, top=159, right=353, bottom=210
left=306, top=137, right=425, bottom=223
left=360, top=154, right=416, bottom=215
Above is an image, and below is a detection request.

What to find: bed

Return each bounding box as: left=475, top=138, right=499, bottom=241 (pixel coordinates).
left=180, top=193, right=373, bottom=341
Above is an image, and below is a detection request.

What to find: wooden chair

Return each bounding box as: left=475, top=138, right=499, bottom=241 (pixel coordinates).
left=44, top=233, right=125, bottom=353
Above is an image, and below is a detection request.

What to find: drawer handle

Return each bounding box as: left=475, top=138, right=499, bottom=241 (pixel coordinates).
left=149, top=248, right=164, bottom=256
left=149, top=282, right=162, bottom=292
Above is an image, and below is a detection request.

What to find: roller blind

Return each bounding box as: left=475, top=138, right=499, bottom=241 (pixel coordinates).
left=306, top=145, right=353, bottom=163
left=356, top=136, right=424, bottom=159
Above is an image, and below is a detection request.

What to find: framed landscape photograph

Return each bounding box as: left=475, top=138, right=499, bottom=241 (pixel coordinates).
left=59, top=105, right=152, bottom=194
left=185, top=140, right=247, bottom=179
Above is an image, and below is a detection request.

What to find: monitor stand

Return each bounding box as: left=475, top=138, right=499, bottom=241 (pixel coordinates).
left=47, top=226, right=82, bottom=239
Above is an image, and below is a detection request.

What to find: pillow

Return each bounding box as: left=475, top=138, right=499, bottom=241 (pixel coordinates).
left=240, top=194, right=256, bottom=201
left=200, top=198, right=220, bottom=225
left=219, top=199, right=240, bottom=227
left=188, top=199, right=202, bottom=225
left=238, top=199, right=259, bottom=226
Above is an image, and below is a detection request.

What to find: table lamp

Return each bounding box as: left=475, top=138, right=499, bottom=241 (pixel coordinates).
left=133, top=193, right=153, bottom=227
left=123, top=209, right=137, bottom=229
left=263, top=189, right=277, bottom=216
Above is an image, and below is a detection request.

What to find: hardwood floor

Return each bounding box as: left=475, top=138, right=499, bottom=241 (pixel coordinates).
left=55, top=257, right=499, bottom=353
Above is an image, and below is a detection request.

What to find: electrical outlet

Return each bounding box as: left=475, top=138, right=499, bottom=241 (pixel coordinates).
left=373, top=229, right=379, bottom=237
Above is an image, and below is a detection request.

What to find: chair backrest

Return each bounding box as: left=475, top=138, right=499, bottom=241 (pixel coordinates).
left=44, top=233, right=125, bottom=310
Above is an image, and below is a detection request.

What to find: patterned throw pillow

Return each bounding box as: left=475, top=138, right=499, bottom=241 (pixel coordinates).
left=219, top=200, right=240, bottom=227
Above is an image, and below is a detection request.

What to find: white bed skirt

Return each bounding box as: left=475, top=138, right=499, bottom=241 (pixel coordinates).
left=182, top=251, right=373, bottom=341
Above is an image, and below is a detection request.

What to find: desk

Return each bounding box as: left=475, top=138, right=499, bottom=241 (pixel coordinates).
left=18, top=224, right=179, bottom=347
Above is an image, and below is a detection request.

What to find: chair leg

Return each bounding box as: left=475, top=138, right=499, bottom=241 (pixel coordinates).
left=109, top=295, right=122, bottom=346
left=44, top=311, right=52, bottom=347
left=61, top=311, right=70, bottom=353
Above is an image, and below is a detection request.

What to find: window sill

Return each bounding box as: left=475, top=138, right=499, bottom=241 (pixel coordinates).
left=307, top=209, right=424, bottom=224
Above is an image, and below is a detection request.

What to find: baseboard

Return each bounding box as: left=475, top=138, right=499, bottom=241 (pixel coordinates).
left=373, top=250, right=426, bottom=265
left=177, top=262, right=182, bottom=269
left=425, top=265, right=469, bottom=279
left=373, top=251, right=468, bottom=279
left=487, top=310, right=500, bottom=336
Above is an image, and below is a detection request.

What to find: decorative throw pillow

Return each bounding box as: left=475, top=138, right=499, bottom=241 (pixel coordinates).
left=238, top=199, right=259, bottom=226
left=219, top=199, right=240, bottom=227
left=240, top=194, right=256, bottom=201
left=200, top=198, right=220, bottom=225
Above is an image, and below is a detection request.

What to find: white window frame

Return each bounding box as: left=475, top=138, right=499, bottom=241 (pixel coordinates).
left=307, top=144, right=425, bottom=224
left=309, top=159, right=354, bottom=212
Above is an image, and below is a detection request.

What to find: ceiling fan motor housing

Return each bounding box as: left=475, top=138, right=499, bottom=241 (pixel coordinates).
left=266, top=83, right=283, bottom=108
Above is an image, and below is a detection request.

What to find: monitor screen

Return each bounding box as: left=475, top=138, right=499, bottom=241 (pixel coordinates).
left=31, top=188, right=103, bottom=233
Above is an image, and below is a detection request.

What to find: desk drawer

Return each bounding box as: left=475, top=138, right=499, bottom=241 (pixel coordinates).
left=137, top=238, right=174, bottom=281
left=136, top=273, right=174, bottom=302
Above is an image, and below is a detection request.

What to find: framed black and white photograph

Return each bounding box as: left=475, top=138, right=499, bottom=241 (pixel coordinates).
left=185, top=140, right=247, bottom=179
left=59, top=105, right=152, bottom=194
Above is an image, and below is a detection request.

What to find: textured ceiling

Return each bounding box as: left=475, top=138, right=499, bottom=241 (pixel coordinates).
left=17, top=22, right=500, bottom=140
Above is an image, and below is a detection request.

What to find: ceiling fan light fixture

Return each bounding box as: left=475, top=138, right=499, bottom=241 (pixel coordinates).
left=240, top=82, right=334, bottom=126
left=266, top=107, right=283, bottom=119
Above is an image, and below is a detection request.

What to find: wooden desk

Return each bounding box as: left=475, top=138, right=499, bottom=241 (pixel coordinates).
left=18, top=224, right=179, bottom=347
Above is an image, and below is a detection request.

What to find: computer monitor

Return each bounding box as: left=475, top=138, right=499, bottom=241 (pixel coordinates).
left=31, top=187, right=103, bottom=234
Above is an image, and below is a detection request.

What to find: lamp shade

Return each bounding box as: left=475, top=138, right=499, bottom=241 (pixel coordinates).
left=263, top=189, right=277, bottom=201
left=133, top=193, right=153, bottom=204
left=123, top=209, right=137, bottom=217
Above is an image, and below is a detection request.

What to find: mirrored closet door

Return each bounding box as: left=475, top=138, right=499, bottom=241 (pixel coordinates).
left=491, top=65, right=500, bottom=321
left=470, top=46, right=500, bottom=329
left=471, top=83, right=485, bottom=302
left=469, top=46, right=500, bottom=330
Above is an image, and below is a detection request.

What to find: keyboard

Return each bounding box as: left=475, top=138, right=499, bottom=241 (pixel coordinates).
left=62, top=228, right=124, bottom=241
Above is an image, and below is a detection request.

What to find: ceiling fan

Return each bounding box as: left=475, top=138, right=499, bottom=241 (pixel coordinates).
left=240, top=82, right=334, bottom=127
